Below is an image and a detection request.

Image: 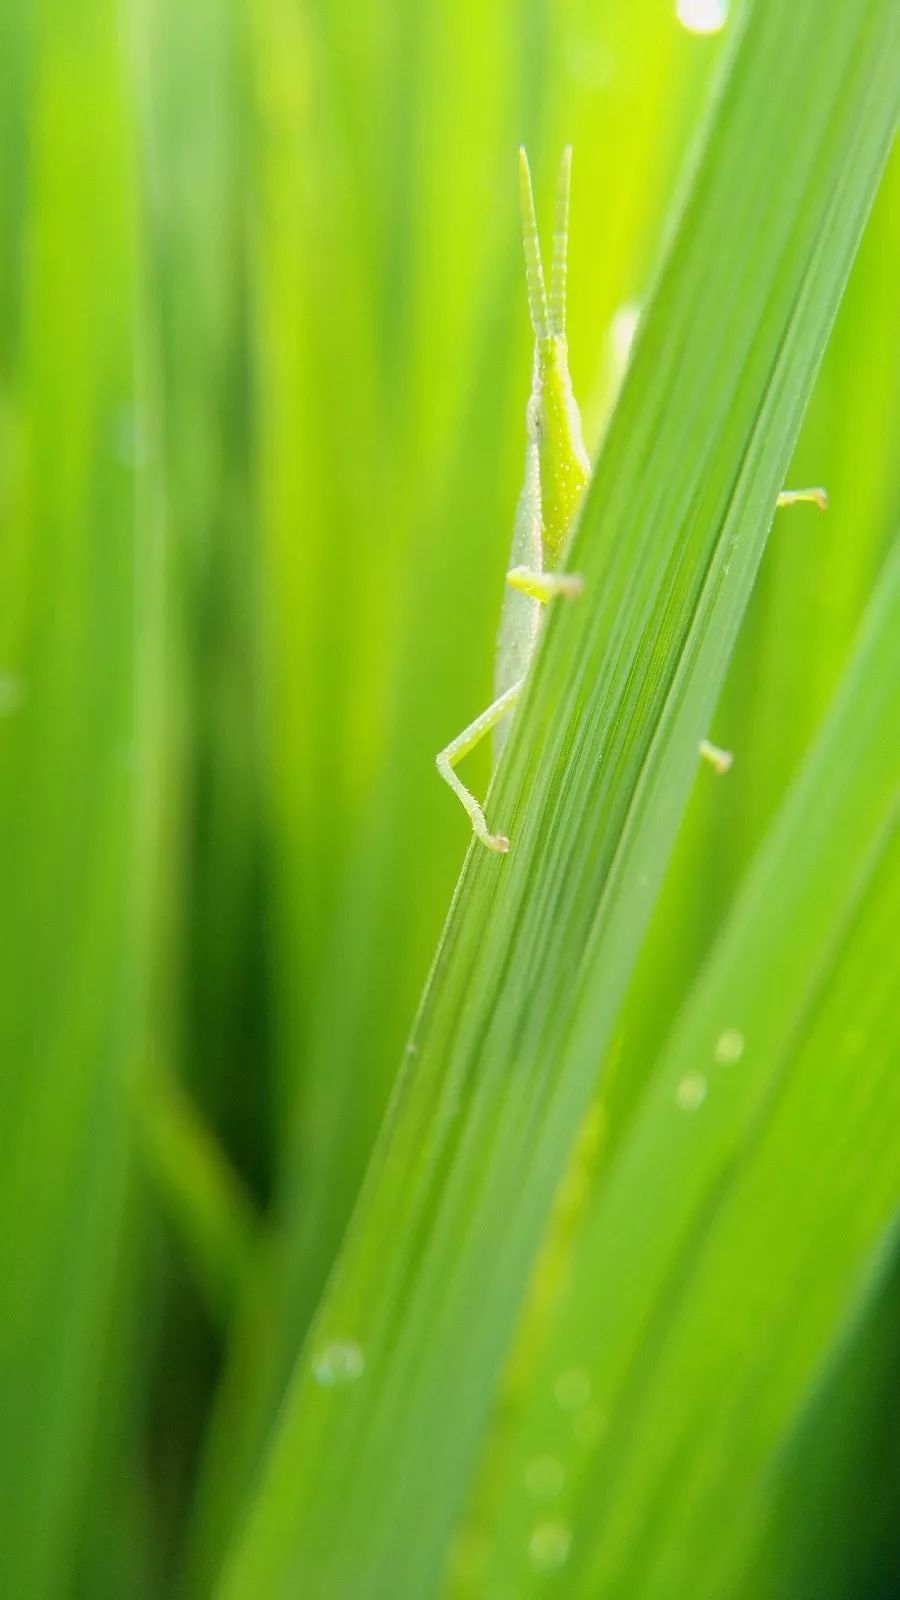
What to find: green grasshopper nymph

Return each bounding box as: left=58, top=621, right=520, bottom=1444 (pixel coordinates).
left=437, top=147, right=827, bottom=854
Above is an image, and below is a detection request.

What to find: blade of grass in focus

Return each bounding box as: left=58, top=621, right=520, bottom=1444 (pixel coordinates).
left=603, top=139, right=900, bottom=1224
left=220, top=4, right=899, bottom=1595
left=455, top=538, right=900, bottom=1597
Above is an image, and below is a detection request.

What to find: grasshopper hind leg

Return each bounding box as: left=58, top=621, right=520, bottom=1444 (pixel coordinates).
left=437, top=680, right=523, bottom=853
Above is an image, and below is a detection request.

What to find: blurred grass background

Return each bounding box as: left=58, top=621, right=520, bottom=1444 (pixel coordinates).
left=0, top=0, right=897, bottom=1595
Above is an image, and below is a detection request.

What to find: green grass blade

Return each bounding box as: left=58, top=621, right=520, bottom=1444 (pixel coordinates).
left=613, top=146, right=900, bottom=1140
left=135, top=1068, right=259, bottom=1326
left=0, top=5, right=144, bottom=1593
left=459, top=536, right=900, bottom=1596
left=732, top=1240, right=900, bottom=1600
left=219, top=3, right=899, bottom=1595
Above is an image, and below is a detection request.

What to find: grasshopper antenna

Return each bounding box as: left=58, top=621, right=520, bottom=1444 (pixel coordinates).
left=548, top=145, right=572, bottom=338
left=518, top=148, right=548, bottom=340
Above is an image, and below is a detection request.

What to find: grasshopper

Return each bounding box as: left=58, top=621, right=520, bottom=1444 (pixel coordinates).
left=437, top=147, right=827, bottom=854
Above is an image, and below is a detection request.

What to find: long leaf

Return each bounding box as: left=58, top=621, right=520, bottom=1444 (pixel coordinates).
left=0, top=5, right=145, bottom=1594
left=458, top=537, right=900, bottom=1597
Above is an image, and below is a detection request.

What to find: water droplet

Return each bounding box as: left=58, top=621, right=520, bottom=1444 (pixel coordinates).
left=526, top=1456, right=565, bottom=1500
left=714, top=1028, right=744, bottom=1064
left=554, top=1368, right=592, bottom=1411
left=311, top=1338, right=364, bottom=1387
left=529, top=1519, right=572, bottom=1572
left=676, top=0, right=728, bottom=34
left=0, top=674, right=24, bottom=715
left=676, top=1072, right=707, bottom=1110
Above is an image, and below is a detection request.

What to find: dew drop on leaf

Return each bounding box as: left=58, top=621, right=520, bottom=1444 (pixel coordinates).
left=529, top=1519, right=572, bottom=1572
left=676, top=0, right=729, bottom=35
left=526, top=1456, right=565, bottom=1500
left=676, top=1071, right=708, bottom=1110
left=311, top=1338, right=365, bottom=1387
left=714, top=1028, right=745, bottom=1064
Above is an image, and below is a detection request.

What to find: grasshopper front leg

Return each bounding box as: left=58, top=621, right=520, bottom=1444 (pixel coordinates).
left=699, top=737, right=734, bottom=775
left=777, top=487, right=828, bottom=511
left=506, top=567, right=584, bottom=602
left=437, top=680, right=523, bottom=853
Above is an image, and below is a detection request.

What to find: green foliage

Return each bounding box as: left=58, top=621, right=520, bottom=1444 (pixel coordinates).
left=0, top=7, right=144, bottom=1594
left=0, top=0, right=897, bottom=1596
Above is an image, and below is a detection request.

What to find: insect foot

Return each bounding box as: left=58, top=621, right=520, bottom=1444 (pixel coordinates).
left=484, top=829, right=511, bottom=854
left=776, top=487, right=828, bottom=512
left=699, top=738, right=734, bottom=775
